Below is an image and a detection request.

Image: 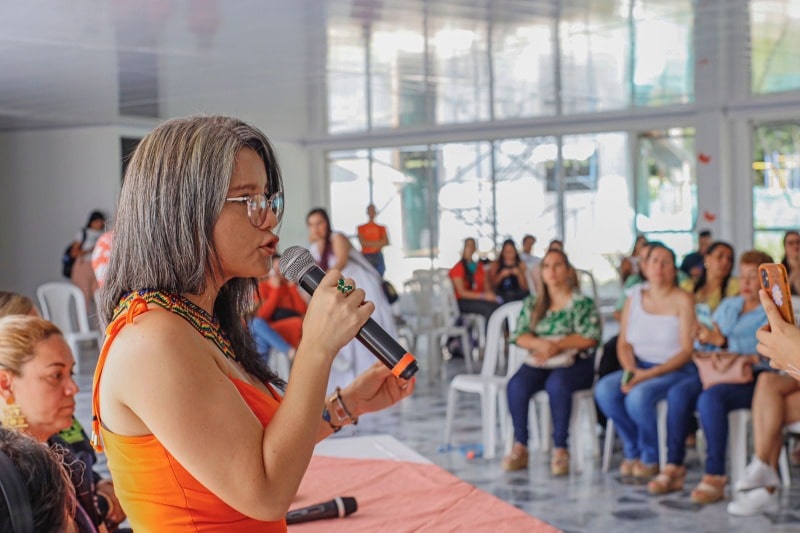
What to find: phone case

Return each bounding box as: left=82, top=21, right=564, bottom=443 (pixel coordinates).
left=759, top=263, right=796, bottom=325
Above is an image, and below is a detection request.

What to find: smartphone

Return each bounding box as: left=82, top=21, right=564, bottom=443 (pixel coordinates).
left=759, top=263, right=796, bottom=325
left=621, top=370, right=634, bottom=386
left=695, top=303, right=714, bottom=329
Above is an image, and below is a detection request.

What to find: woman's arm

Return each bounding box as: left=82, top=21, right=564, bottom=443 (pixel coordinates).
left=517, top=263, right=529, bottom=291
left=616, top=297, right=636, bottom=371
left=330, top=233, right=352, bottom=272
left=451, top=275, right=489, bottom=300
left=99, top=270, right=378, bottom=521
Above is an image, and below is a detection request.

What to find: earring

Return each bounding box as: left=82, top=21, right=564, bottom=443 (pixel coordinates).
left=2, top=397, right=28, bottom=430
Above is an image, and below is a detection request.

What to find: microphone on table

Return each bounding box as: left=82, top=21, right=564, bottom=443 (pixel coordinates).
left=279, top=246, right=419, bottom=380
left=286, top=496, right=358, bottom=525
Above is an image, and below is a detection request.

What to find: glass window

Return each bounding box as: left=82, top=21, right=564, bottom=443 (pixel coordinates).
left=327, top=24, right=368, bottom=133
left=559, top=4, right=629, bottom=113
left=562, top=132, right=632, bottom=297
left=751, top=0, right=800, bottom=94
left=370, top=19, right=427, bottom=130
left=328, top=150, right=371, bottom=238
left=635, top=128, right=697, bottom=260
left=435, top=142, right=494, bottom=267
left=631, top=0, right=694, bottom=106
left=752, top=122, right=800, bottom=259
left=429, top=16, right=491, bottom=124
left=494, top=137, right=559, bottom=253
left=492, top=18, right=557, bottom=119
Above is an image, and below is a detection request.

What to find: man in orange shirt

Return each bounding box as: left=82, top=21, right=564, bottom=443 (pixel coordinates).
left=357, top=204, right=389, bottom=277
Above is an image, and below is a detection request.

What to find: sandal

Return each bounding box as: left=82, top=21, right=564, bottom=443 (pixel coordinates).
left=551, top=449, right=570, bottom=477
left=620, top=459, right=637, bottom=476
left=648, top=464, right=686, bottom=494
left=632, top=461, right=659, bottom=479
left=690, top=474, right=727, bottom=504
left=502, top=446, right=529, bottom=472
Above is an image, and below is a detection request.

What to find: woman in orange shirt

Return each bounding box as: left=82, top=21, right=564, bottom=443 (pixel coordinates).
left=253, top=254, right=308, bottom=349
left=92, top=116, right=414, bottom=532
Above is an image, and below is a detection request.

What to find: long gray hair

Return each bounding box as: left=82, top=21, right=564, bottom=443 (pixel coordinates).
left=101, top=115, right=283, bottom=385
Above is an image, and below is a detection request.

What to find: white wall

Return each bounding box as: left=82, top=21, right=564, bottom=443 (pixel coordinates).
left=0, top=127, right=121, bottom=301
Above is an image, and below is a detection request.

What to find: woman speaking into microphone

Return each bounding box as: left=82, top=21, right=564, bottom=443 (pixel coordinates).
left=92, top=115, right=415, bottom=532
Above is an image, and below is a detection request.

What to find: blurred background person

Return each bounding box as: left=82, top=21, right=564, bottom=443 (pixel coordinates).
left=781, top=230, right=800, bottom=295
left=488, top=238, right=530, bottom=303
left=308, top=207, right=397, bottom=390
left=680, top=229, right=712, bottom=282
left=68, top=210, right=106, bottom=307
left=357, top=203, right=389, bottom=278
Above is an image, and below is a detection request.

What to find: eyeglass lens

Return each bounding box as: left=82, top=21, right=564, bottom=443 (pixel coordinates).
left=247, top=193, right=283, bottom=226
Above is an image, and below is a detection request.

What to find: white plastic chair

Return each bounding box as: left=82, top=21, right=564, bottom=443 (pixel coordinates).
left=603, top=398, right=668, bottom=472
left=528, top=388, right=599, bottom=473
left=407, top=270, right=475, bottom=380
left=443, top=301, right=522, bottom=459
left=37, top=282, right=102, bottom=373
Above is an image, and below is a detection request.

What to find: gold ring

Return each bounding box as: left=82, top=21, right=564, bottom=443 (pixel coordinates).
left=337, top=278, right=354, bottom=294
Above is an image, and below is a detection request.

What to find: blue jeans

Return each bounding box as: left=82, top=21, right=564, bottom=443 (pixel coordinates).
left=595, top=360, right=695, bottom=465
left=507, top=356, right=595, bottom=449
left=698, top=381, right=756, bottom=475
left=665, top=370, right=758, bottom=474
left=364, top=252, right=386, bottom=277
left=249, top=318, right=291, bottom=358
left=665, top=369, right=702, bottom=466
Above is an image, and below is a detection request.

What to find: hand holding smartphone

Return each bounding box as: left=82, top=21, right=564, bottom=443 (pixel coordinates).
left=621, top=369, right=634, bottom=386
left=759, top=263, right=796, bottom=326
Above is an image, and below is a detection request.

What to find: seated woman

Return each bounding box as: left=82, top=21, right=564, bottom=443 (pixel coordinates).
left=0, top=291, right=39, bottom=317
left=0, top=426, right=76, bottom=532
left=307, top=207, right=398, bottom=391
left=727, top=372, right=800, bottom=515
left=488, top=239, right=530, bottom=303
left=650, top=250, right=772, bottom=503
left=781, top=230, right=800, bottom=295
left=619, top=234, right=647, bottom=285
left=595, top=243, right=695, bottom=479
left=449, top=237, right=499, bottom=323
left=0, top=315, right=126, bottom=532
left=251, top=254, right=308, bottom=358
left=502, top=250, right=601, bottom=475
left=681, top=241, right=739, bottom=313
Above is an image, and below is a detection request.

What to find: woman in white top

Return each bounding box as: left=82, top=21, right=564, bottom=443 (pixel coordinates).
left=307, top=207, right=398, bottom=391
left=595, top=243, right=695, bottom=478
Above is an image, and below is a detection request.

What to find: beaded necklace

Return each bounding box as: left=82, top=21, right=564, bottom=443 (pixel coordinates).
left=114, top=289, right=237, bottom=361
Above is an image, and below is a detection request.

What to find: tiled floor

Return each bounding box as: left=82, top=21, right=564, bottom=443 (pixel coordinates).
left=75, top=351, right=800, bottom=532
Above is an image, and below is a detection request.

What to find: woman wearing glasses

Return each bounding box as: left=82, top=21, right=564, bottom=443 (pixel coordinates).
left=306, top=207, right=398, bottom=391
left=92, top=116, right=414, bottom=532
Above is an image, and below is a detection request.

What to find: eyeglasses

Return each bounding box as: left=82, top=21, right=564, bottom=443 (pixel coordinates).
left=225, top=191, right=284, bottom=227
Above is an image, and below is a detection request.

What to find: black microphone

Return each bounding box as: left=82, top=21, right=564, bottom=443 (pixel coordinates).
left=279, top=246, right=419, bottom=380
left=286, top=496, right=358, bottom=525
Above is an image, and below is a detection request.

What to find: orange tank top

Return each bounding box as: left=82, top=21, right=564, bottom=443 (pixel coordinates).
left=91, top=291, right=287, bottom=532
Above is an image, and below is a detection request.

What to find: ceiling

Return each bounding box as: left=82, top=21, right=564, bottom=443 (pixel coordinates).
left=0, top=0, right=780, bottom=132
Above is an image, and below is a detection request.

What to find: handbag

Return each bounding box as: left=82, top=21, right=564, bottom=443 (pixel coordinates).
left=692, top=351, right=756, bottom=390
left=382, top=280, right=399, bottom=304
left=525, top=335, right=578, bottom=369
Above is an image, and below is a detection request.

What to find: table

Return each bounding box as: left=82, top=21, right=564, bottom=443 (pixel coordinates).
left=289, top=435, right=560, bottom=532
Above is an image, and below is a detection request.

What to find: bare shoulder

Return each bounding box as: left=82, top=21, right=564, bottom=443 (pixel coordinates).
left=331, top=233, right=351, bottom=248
left=102, top=308, right=224, bottom=399
left=672, top=288, right=695, bottom=309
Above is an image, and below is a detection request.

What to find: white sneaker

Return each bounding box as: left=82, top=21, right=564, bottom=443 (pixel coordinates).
left=735, top=456, right=780, bottom=492
left=727, top=488, right=779, bottom=516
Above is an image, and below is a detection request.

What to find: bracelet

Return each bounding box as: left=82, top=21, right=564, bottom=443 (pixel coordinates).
left=321, top=406, right=341, bottom=433
left=330, top=386, right=358, bottom=426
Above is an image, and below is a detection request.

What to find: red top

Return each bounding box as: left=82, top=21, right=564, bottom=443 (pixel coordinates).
left=449, top=260, right=486, bottom=298
left=255, top=282, right=307, bottom=322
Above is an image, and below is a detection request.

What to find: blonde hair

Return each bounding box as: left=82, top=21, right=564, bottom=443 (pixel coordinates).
left=0, top=316, right=62, bottom=376
left=0, top=292, right=35, bottom=318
